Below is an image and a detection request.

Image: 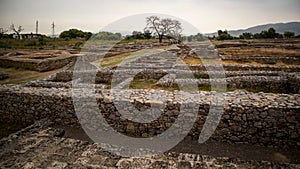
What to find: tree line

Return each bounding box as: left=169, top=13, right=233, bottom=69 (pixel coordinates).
left=1, top=16, right=298, bottom=42
left=214, top=28, right=298, bottom=40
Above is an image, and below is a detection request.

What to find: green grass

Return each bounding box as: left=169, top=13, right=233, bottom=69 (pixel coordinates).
left=98, top=48, right=165, bottom=68
left=129, top=77, right=158, bottom=89
left=0, top=38, right=87, bottom=50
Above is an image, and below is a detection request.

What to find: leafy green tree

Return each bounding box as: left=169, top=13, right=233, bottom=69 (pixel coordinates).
left=216, top=34, right=233, bottom=40
left=218, top=30, right=228, bottom=36
left=187, top=35, right=193, bottom=42
left=254, top=28, right=282, bottom=39
left=267, top=28, right=276, bottom=38
left=284, top=31, right=295, bottom=38
left=144, top=30, right=152, bottom=39
left=38, top=36, right=46, bottom=45
left=59, top=29, right=92, bottom=39
left=240, top=32, right=253, bottom=39
left=181, top=33, right=206, bottom=42
left=194, top=33, right=206, bottom=41
left=94, top=31, right=122, bottom=41
left=132, top=31, right=145, bottom=39
left=125, top=30, right=153, bottom=40
left=215, top=30, right=233, bottom=40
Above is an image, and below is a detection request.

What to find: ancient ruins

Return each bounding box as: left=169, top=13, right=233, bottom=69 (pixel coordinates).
left=0, top=39, right=299, bottom=168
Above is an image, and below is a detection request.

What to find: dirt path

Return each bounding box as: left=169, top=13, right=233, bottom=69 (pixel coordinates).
left=54, top=125, right=300, bottom=164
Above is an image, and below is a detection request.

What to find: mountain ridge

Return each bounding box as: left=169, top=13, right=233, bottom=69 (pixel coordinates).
left=205, top=22, right=300, bottom=37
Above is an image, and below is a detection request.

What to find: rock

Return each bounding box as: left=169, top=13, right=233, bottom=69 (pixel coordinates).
left=0, top=71, right=9, bottom=80
left=260, top=112, right=268, bottom=118
left=291, top=132, right=298, bottom=139
left=156, top=74, right=176, bottom=87
left=230, top=136, right=240, bottom=141
left=126, top=123, right=136, bottom=135
left=233, top=116, right=242, bottom=121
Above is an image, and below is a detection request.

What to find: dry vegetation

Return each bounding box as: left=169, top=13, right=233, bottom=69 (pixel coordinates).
left=0, top=67, right=63, bottom=84
left=99, top=48, right=165, bottom=68
left=218, top=47, right=300, bottom=58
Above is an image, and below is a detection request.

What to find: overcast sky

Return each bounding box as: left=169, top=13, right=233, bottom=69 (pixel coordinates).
left=0, top=0, right=299, bottom=35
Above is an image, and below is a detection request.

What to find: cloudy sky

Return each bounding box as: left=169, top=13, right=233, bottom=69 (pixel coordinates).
left=0, top=0, right=299, bottom=35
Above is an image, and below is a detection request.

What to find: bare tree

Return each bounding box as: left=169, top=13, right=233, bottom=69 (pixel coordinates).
left=10, top=24, right=24, bottom=39
left=145, top=16, right=182, bottom=43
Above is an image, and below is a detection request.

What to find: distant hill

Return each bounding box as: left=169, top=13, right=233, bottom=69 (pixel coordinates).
left=206, top=22, right=300, bottom=37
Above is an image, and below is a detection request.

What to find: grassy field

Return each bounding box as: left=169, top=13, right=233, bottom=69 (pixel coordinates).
left=0, top=38, right=87, bottom=50
left=0, top=37, right=164, bottom=50
left=129, top=76, right=180, bottom=91
left=127, top=77, right=285, bottom=93
left=99, top=47, right=166, bottom=68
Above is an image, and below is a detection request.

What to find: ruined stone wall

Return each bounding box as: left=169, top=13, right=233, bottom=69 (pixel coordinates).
left=287, top=73, right=300, bottom=94
left=50, top=70, right=300, bottom=94
left=186, top=64, right=300, bottom=72
left=0, top=85, right=299, bottom=148
left=222, top=57, right=300, bottom=65
left=0, top=55, right=77, bottom=72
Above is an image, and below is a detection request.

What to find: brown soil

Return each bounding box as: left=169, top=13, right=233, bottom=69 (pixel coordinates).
left=54, top=125, right=300, bottom=164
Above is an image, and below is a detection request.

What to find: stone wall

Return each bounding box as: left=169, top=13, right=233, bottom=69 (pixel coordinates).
left=50, top=67, right=300, bottom=82
left=186, top=64, right=300, bottom=72
left=49, top=70, right=300, bottom=94
left=222, top=57, right=300, bottom=65
left=0, top=84, right=299, bottom=148
left=287, top=73, right=300, bottom=94
left=0, top=55, right=77, bottom=72
left=1, top=121, right=298, bottom=168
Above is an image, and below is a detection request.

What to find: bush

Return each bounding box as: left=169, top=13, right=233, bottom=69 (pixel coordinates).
left=24, top=41, right=37, bottom=46
left=93, top=32, right=122, bottom=41
left=215, top=30, right=234, bottom=40
left=38, top=36, right=46, bottom=45
left=284, top=31, right=295, bottom=38
left=216, top=33, right=233, bottom=40
left=239, top=32, right=253, bottom=39
left=254, top=28, right=282, bottom=39
left=74, top=42, right=83, bottom=49
left=181, top=33, right=206, bottom=42
left=124, top=31, right=153, bottom=40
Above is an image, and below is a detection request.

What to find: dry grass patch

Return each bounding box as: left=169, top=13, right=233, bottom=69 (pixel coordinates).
left=219, top=47, right=300, bottom=58
left=98, top=48, right=166, bottom=68
left=0, top=67, right=62, bottom=84
left=129, top=77, right=180, bottom=91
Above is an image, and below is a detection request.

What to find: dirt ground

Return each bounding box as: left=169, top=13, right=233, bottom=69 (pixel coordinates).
left=55, top=125, right=300, bottom=164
